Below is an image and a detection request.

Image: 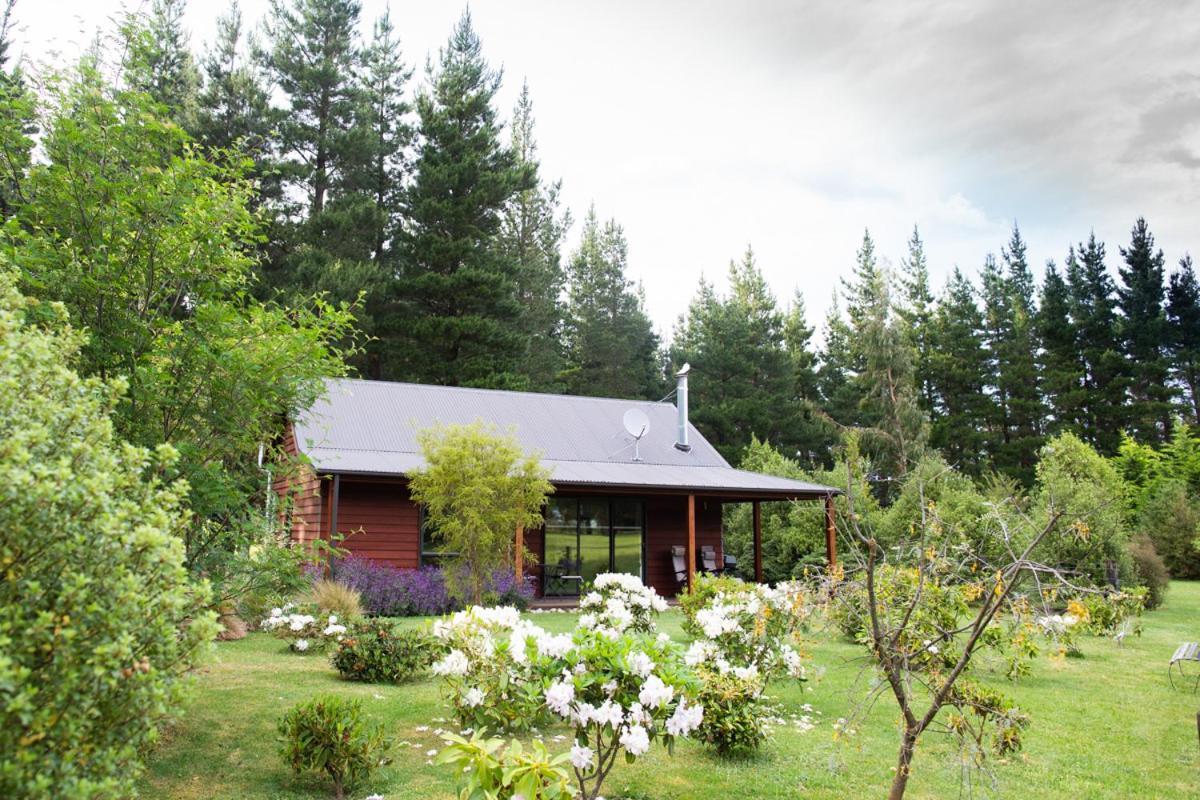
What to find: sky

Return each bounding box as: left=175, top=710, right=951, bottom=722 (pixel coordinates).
left=10, top=0, right=1200, bottom=338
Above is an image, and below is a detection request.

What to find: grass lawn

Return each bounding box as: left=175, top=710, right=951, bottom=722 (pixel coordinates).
left=141, top=583, right=1200, bottom=799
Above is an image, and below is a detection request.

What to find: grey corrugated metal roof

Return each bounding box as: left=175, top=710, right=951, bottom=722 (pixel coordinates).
left=293, top=378, right=837, bottom=498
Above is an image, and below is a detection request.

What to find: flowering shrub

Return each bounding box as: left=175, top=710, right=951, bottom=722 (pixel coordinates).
left=437, top=731, right=574, bottom=799
left=262, top=603, right=348, bottom=653
left=545, top=626, right=703, bottom=800
left=681, top=575, right=812, bottom=682
left=278, top=695, right=391, bottom=800
left=577, top=572, right=668, bottom=635
left=331, top=619, right=437, bottom=683
left=331, top=557, right=535, bottom=616
left=431, top=606, right=571, bottom=732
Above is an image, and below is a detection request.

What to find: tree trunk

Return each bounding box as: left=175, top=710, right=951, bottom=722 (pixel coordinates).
left=887, top=728, right=918, bottom=800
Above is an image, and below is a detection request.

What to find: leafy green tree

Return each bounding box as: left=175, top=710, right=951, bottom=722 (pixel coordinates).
left=722, top=436, right=880, bottom=582
left=562, top=207, right=662, bottom=398
left=1036, top=259, right=1085, bottom=437
left=408, top=422, right=553, bottom=605
left=499, top=82, right=571, bottom=392
left=1117, top=217, right=1173, bottom=441
left=0, top=0, right=32, bottom=220
left=1136, top=480, right=1200, bottom=579
left=122, top=0, right=201, bottom=130
left=1033, top=432, right=1133, bottom=586
left=1167, top=254, right=1200, bottom=424
left=1068, top=234, right=1127, bottom=454
left=390, top=9, right=534, bottom=387
left=0, top=268, right=217, bottom=798
left=4, top=63, right=358, bottom=569
left=927, top=269, right=992, bottom=476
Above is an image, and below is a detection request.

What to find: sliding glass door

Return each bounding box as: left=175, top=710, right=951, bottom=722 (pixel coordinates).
left=543, top=497, right=644, bottom=596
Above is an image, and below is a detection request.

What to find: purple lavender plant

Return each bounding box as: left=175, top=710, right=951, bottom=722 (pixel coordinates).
left=331, top=554, right=534, bottom=616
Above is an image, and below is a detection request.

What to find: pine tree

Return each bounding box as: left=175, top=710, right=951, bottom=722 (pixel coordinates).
left=1068, top=233, right=1126, bottom=454
left=978, top=253, right=1009, bottom=462
left=1037, top=258, right=1085, bottom=437
left=562, top=207, right=661, bottom=399
left=1117, top=217, right=1173, bottom=441
left=1167, top=254, right=1200, bottom=423
left=195, top=3, right=277, bottom=199
left=350, top=8, right=412, bottom=263
left=817, top=291, right=860, bottom=429
left=260, top=0, right=362, bottom=220
left=390, top=10, right=534, bottom=386
left=928, top=269, right=991, bottom=476
left=896, top=225, right=935, bottom=414
left=123, top=0, right=201, bottom=129
left=998, top=223, right=1043, bottom=483
left=671, top=247, right=804, bottom=462
left=498, top=82, right=571, bottom=392
left=783, top=291, right=834, bottom=464
left=843, top=230, right=927, bottom=486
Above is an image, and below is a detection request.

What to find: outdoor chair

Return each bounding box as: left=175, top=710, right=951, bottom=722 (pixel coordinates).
left=700, top=545, right=720, bottom=574
left=1168, top=641, right=1200, bottom=692
left=671, top=545, right=688, bottom=590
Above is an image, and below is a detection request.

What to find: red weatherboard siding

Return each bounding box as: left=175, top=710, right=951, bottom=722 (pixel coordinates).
left=644, top=494, right=722, bottom=597
left=274, top=426, right=325, bottom=545
left=336, top=480, right=421, bottom=568
left=276, top=423, right=729, bottom=586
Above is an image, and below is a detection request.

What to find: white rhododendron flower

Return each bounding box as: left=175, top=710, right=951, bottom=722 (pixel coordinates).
left=627, top=651, right=654, bottom=678
left=569, top=743, right=594, bottom=770
left=665, top=697, right=704, bottom=736
left=433, top=649, right=470, bottom=677
left=545, top=679, right=575, bottom=717
left=619, top=724, right=650, bottom=756
left=463, top=687, right=485, bottom=708
left=294, top=638, right=309, bottom=652
left=637, top=675, right=674, bottom=709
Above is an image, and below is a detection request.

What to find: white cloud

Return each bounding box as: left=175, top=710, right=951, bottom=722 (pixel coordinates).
left=11, top=0, right=1199, bottom=338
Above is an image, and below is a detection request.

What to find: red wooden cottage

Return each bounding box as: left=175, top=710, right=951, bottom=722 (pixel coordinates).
left=277, top=367, right=838, bottom=598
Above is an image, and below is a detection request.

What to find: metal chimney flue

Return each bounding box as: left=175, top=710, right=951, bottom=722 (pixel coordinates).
left=674, top=363, right=691, bottom=452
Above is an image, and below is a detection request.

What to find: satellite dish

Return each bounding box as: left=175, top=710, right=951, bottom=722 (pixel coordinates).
left=623, top=408, right=650, bottom=461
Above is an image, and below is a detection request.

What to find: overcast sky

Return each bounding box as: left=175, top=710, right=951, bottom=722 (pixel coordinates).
left=10, top=1, right=1200, bottom=337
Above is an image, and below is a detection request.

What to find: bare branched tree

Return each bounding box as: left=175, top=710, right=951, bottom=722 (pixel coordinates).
left=825, top=434, right=1130, bottom=800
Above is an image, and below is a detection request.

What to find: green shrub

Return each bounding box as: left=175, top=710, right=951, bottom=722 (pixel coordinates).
left=332, top=619, right=436, bottom=683
left=1129, top=535, right=1169, bottom=609
left=694, top=669, right=771, bottom=756
left=278, top=695, right=392, bottom=800
left=305, top=578, right=364, bottom=620
left=1033, top=433, right=1134, bottom=586
left=0, top=273, right=217, bottom=798
left=1137, top=480, right=1200, bottom=580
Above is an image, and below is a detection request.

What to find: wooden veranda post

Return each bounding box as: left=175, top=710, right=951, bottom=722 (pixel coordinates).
left=752, top=500, right=763, bottom=583
left=824, top=493, right=837, bottom=567
left=686, top=494, right=696, bottom=592
left=514, top=525, right=524, bottom=585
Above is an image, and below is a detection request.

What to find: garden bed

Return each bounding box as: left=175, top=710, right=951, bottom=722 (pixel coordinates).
left=140, top=584, right=1200, bottom=799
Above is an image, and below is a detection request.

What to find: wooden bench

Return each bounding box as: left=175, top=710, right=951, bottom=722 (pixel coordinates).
left=1169, top=642, right=1200, bottom=692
